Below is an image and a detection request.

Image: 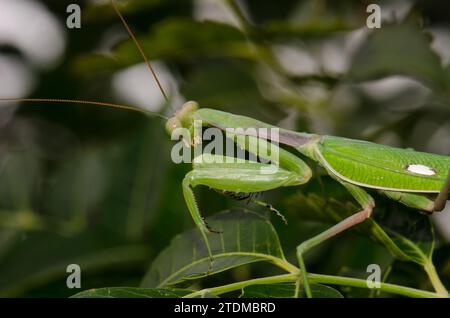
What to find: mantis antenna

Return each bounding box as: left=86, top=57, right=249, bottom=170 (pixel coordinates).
left=0, top=0, right=170, bottom=120
left=0, top=98, right=168, bottom=120
left=110, top=0, right=169, bottom=103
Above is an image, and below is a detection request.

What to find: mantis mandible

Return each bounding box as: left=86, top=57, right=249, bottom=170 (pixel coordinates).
left=1, top=0, right=449, bottom=298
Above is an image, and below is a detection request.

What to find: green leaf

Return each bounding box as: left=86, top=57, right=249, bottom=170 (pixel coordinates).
left=285, top=181, right=434, bottom=266
left=262, top=19, right=355, bottom=39
left=0, top=151, right=40, bottom=210
left=181, top=63, right=286, bottom=124
left=84, top=0, right=170, bottom=20
left=240, top=283, right=343, bottom=298
left=74, top=19, right=253, bottom=74
left=373, top=207, right=434, bottom=266
left=141, top=209, right=290, bottom=288
left=72, top=287, right=190, bottom=298
left=348, top=23, right=446, bottom=90
left=0, top=230, right=150, bottom=297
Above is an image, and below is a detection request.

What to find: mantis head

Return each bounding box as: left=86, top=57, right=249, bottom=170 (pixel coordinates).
left=165, top=101, right=199, bottom=136
left=165, top=101, right=202, bottom=147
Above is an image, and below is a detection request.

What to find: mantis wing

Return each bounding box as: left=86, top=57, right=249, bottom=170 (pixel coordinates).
left=316, top=136, right=450, bottom=193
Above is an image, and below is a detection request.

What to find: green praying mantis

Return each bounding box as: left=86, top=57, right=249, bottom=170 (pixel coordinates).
left=167, top=101, right=450, bottom=298
left=1, top=0, right=450, bottom=298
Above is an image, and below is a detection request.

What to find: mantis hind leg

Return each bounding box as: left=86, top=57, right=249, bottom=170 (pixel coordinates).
left=433, top=170, right=450, bottom=212
left=295, top=181, right=374, bottom=298
left=381, top=191, right=435, bottom=213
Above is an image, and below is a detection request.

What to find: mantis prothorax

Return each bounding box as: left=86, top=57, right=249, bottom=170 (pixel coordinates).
left=1, top=0, right=449, bottom=298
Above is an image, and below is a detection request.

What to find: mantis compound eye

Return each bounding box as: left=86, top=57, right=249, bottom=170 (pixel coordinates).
left=180, top=101, right=199, bottom=113
left=166, top=100, right=199, bottom=136
left=176, top=101, right=199, bottom=124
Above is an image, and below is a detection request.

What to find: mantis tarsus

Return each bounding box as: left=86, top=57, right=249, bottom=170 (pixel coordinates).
left=1, top=0, right=449, bottom=298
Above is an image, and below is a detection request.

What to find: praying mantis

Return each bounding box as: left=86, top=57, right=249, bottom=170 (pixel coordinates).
left=1, top=0, right=450, bottom=298
left=167, top=101, right=450, bottom=298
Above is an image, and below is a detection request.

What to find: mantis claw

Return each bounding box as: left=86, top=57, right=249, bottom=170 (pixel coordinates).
left=202, top=217, right=223, bottom=234
left=207, top=228, right=223, bottom=234
left=252, top=198, right=288, bottom=225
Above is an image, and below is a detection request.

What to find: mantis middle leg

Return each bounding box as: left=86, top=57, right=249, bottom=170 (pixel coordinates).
left=381, top=170, right=450, bottom=213
left=295, top=181, right=374, bottom=298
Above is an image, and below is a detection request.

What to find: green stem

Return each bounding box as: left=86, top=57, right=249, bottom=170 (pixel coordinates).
left=423, top=261, right=449, bottom=297
left=183, top=273, right=441, bottom=298
left=308, top=273, right=440, bottom=298
left=270, top=258, right=299, bottom=274
left=184, top=274, right=296, bottom=298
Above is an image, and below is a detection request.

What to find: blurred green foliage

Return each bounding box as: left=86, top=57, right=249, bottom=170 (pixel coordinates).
left=1, top=0, right=450, bottom=297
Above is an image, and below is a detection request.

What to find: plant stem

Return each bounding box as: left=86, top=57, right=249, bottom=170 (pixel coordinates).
left=308, top=273, right=440, bottom=298
left=184, top=274, right=296, bottom=298
left=423, top=261, right=449, bottom=297
left=183, top=273, right=441, bottom=298
left=270, top=258, right=299, bottom=273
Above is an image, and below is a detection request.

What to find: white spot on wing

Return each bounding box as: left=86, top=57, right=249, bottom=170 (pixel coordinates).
left=406, top=164, right=436, bottom=176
